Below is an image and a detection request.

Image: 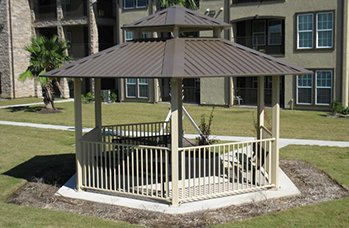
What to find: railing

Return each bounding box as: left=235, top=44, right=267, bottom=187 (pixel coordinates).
left=235, top=35, right=285, bottom=56
left=80, top=140, right=171, bottom=201
left=178, top=138, right=274, bottom=203
left=102, top=121, right=171, bottom=147
left=34, top=4, right=57, bottom=21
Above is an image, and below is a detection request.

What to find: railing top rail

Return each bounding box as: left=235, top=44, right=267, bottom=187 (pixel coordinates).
left=102, top=121, right=170, bottom=128
left=179, top=138, right=275, bottom=151
left=260, top=125, right=272, bottom=135
left=80, top=139, right=170, bottom=151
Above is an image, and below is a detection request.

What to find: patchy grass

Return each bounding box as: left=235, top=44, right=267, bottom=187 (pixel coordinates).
left=214, top=145, right=349, bottom=227
left=0, top=97, right=42, bottom=106
left=0, top=102, right=348, bottom=141
left=280, top=145, right=349, bottom=189
left=0, top=125, right=137, bottom=227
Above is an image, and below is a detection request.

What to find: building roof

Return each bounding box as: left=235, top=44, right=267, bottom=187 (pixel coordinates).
left=122, top=6, right=231, bottom=30
left=44, top=38, right=311, bottom=78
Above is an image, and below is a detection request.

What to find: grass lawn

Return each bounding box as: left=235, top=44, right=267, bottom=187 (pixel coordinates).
left=0, top=97, right=42, bottom=106
left=0, top=125, right=137, bottom=227
left=214, top=145, right=349, bottom=227
left=0, top=102, right=348, bottom=141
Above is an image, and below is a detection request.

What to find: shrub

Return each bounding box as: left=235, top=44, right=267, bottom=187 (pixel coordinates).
left=197, top=107, right=215, bottom=145
left=81, top=92, right=94, bottom=104
left=342, top=107, right=349, bottom=115
left=330, top=101, right=344, bottom=115
left=110, top=91, right=118, bottom=102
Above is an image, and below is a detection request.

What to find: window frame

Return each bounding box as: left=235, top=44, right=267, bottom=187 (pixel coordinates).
left=296, top=74, right=313, bottom=105
left=297, top=13, right=314, bottom=49
left=316, top=11, right=334, bottom=49
left=268, top=19, right=283, bottom=46
left=125, top=78, right=149, bottom=99
left=123, top=0, right=147, bottom=10
left=252, top=20, right=267, bottom=47
left=315, top=70, right=333, bottom=105
left=124, top=31, right=133, bottom=42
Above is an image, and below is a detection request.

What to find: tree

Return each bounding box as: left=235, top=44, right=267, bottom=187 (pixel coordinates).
left=20, top=36, right=70, bottom=111
left=159, top=0, right=198, bottom=9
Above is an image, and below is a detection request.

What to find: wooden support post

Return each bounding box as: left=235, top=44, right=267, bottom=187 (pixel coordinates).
left=271, top=76, right=280, bottom=188
left=257, top=76, right=265, bottom=139
left=170, top=78, right=181, bottom=206
left=74, top=78, right=83, bottom=191
left=94, top=78, right=102, bottom=129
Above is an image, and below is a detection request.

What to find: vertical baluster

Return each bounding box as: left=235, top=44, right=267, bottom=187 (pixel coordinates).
left=237, top=143, right=240, bottom=190
left=190, top=149, right=193, bottom=198
left=122, top=145, right=125, bottom=191
left=181, top=149, right=185, bottom=200
left=108, top=143, right=112, bottom=190
left=145, top=148, right=148, bottom=196
left=127, top=146, right=130, bottom=193
left=198, top=147, right=201, bottom=196
left=160, top=148, right=163, bottom=198
left=165, top=150, right=169, bottom=198
left=269, top=140, right=272, bottom=184
left=113, top=143, right=116, bottom=191
left=155, top=149, right=158, bottom=197
left=136, top=147, right=139, bottom=195
left=213, top=146, right=216, bottom=194
left=208, top=146, right=211, bottom=195
left=150, top=148, right=153, bottom=196
left=218, top=146, right=221, bottom=193
left=231, top=144, right=235, bottom=191
left=131, top=146, right=134, bottom=194
left=141, top=147, right=144, bottom=195
left=117, top=145, right=121, bottom=191
left=203, top=146, right=206, bottom=195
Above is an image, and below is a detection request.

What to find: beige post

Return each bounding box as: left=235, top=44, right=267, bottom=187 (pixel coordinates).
left=74, top=78, right=83, bottom=191
left=170, top=78, right=181, bottom=206
left=257, top=76, right=265, bottom=139
left=94, top=78, right=102, bottom=129
left=271, top=76, right=280, bottom=188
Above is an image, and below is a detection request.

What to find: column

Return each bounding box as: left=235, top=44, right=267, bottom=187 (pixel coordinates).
left=271, top=76, right=280, bottom=188
left=257, top=76, right=265, bottom=139
left=74, top=78, right=83, bottom=191
left=343, top=0, right=349, bottom=107
left=170, top=78, right=182, bottom=206
left=94, top=78, right=102, bottom=129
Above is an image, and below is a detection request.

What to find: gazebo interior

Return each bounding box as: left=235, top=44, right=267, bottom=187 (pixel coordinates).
left=45, top=6, right=310, bottom=206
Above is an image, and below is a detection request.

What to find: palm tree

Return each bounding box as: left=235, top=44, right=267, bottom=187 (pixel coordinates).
left=20, top=36, right=70, bottom=111
left=159, top=0, right=198, bottom=9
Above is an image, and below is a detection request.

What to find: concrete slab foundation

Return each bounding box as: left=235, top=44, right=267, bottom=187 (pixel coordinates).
left=56, top=167, right=300, bottom=214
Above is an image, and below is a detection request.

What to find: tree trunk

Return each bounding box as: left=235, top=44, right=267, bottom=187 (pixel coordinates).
left=42, top=81, right=55, bottom=110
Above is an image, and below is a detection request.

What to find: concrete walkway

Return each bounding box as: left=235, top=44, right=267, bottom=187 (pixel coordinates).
left=1, top=120, right=349, bottom=148
left=0, top=99, right=74, bottom=109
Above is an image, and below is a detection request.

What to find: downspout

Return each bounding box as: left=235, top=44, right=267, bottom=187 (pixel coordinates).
left=8, top=0, right=16, bottom=98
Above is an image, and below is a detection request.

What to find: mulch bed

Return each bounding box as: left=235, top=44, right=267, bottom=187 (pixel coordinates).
left=7, top=160, right=349, bottom=227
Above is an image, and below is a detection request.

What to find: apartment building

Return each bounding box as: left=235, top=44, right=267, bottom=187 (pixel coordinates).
left=1, top=0, right=348, bottom=109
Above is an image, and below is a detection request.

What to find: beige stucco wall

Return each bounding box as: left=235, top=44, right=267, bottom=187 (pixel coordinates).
left=230, top=0, right=343, bottom=109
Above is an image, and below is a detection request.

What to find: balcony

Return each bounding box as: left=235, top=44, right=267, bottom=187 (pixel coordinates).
left=62, top=0, right=87, bottom=19
left=232, top=0, right=284, bottom=4
left=235, top=35, right=285, bottom=56
left=97, top=0, right=115, bottom=19
left=34, top=2, right=57, bottom=21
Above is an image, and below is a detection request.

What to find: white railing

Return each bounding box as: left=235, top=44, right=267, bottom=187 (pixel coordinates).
left=178, top=138, right=274, bottom=203
left=80, top=139, right=171, bottom=202
left=102, top=121, right=171, bottom=147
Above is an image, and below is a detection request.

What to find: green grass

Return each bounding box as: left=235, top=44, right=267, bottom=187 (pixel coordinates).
left=0, top=102, right=348, bottom=141
left=280, top=145, right=349, bottom=189
left=213, top=145, right=349, bottom=227
left=0, top=125, right=137, bottom=227
left=0, top=97, right=42, bottom=106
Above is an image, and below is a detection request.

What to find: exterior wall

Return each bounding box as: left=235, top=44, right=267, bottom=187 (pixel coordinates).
left=230, top=0, right=345, bottom=109
left=0, top=0, right=13, bottom=98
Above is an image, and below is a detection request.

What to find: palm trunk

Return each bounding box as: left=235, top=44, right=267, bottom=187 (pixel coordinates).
left=42, top=81, right=55, bottom=110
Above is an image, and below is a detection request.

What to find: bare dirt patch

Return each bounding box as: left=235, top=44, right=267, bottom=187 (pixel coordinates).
left=7, top=160, right=348, bottom=227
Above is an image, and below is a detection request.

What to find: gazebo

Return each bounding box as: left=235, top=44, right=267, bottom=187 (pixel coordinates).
left=45, top=6, right=310, bottom=206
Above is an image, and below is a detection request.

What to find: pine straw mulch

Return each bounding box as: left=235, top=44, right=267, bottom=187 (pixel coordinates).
left=7, top=160, right=349, bottom=227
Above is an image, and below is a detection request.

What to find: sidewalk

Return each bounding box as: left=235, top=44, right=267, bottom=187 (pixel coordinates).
left=1, top=120, right=348, bottom=148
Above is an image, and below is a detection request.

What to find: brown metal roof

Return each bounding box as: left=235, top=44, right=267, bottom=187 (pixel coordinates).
left=44, top=38, right=311, bottom=78
left=122, top=6, right=231, bottom=30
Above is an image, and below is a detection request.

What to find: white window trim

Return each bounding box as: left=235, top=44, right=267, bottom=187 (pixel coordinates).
left=124, top=31, right=133, bottom=42
left=268, top=20, right=282, bottom=46
left=296, top=75, right=313, bottom=105
left=125, top=79, right=149, bottom=99
left=123, top=0, right=147, bottom=9
left=125, top=79, right=137, bottom=98
left=316, top=12, right=333, bottom=49
left=297, top=13, right=314, bottom=49
left=138, top=79, right=149, bottom=99
left=315, top=70, right=332, bottom=105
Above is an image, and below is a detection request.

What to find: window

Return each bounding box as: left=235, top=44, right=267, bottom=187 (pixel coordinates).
left=296, top=70, right=333, bottom=105
left=316, top=70, right=332, bottom=105
left=123, top=0, right=147, bottom=9
left=316, top=12, right=333, bottom=48
left=297, top=74, right=312, bottom=104
left=297, top=11, right=333, bottom=50
left=125, top=31, right=133, bottom=41
left=252, top=20, right=266, bottom=46
left=268, top=20, right=282, bottom=45
left=126, top=78, right=149, bottom=98
left=297, top=14, right=313, bottom=49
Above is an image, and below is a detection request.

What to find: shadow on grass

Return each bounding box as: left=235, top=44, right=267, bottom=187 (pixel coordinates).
left=3, top=153, right=75, bottom=186
left=6, top=106, right=64, bottom=113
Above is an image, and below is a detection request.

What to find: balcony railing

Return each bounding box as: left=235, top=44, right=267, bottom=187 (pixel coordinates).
left=97, top=1, right=115, bottom=18
left=79, top=121, right=275, bottom=204
left=34, top=4, right=57, bottom=21
left=62, top=1, right=87, bottom=19
left=235, top=35, right=285, bottom=56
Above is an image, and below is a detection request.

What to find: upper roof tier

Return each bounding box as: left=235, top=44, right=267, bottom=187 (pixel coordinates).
left=44, top=38, right=311, bottom=78
left=122, top=6, right=231, bottom=31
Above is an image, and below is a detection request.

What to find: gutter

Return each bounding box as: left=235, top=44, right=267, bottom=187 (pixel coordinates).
left=8, top=0, right=16, bottom=98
